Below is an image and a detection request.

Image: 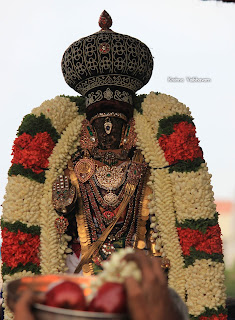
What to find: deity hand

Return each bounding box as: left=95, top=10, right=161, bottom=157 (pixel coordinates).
left=52, top=175, right=77, bottom=214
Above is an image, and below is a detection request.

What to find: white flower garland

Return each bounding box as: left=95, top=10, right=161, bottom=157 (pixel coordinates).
left=134, top=104, right=185, bottom=300
left=150, top=169, right=186, bottom=298
left=2, top=96, right=82, bottom=320
left=170, top=163, right=216, bottom=222
left=3, top=270, right=35, bottom=320
left=142, top=92, right=191, bottom=125
left=185, top=259, right=226, bottom=316
left=134, top=91, right=227, bottom=315
left=2, top=93, right=226, bottom=318
left=2, top=176, right=43, bottom=226
left=40, top=114, right=84, bottom=275
left=32, top=96, right=79, bottom=134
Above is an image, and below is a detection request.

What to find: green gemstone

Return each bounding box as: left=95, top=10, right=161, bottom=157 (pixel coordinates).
left=126, top=125, right=130, bottom=137
left=107, top=173, right=111, bottom=177
left=87, top=126, right=93, bottom=136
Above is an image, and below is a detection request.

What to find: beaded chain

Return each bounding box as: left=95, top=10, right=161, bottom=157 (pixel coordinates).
left=89, top=172, right=127, bottom=210
left=70, top=117, right=148, bottom=263
left=77, top=159, right=148, bottom=262
left=125, top=168, right=147, bottom=247
left=79, top=182, right=98, bottom=242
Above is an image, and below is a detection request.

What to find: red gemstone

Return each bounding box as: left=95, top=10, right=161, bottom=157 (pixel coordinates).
left=103, top=211, right=115, bottom=219
left=99, top=43, right=110, bottom=54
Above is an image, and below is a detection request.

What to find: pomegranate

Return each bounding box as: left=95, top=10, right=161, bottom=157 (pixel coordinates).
left=89, top=282, right=127, bottom=314
left=45, top=280, right=86, bottom=311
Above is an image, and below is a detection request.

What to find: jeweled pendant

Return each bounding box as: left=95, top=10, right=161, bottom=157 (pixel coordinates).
left=74, top=158, right=96, bottom=183
left=94, top=162, right=127, bottom=190
left=55, top=216, right=69, bottom=236
left=103, top=210, right=115, bottom=219
left=103, top=192, right=119, bottom=206
left=101, top=242, right=115, bottom=256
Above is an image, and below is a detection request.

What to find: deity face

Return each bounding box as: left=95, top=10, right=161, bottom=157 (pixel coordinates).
left=92, top=117, right=126, bottom=150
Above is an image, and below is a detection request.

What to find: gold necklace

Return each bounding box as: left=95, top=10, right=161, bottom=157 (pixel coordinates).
left=94, top=162, right=129, bottom=191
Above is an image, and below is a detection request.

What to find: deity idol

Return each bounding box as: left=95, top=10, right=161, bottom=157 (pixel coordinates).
left=1, top=11, right=227, bottom=320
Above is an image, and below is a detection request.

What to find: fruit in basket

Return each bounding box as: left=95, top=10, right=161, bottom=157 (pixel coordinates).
left=45, top=280, right=86, bottom=310
left=88, top=282, right=127, bottom=314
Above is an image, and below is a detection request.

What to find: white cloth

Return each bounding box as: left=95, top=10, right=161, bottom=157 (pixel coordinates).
left=66, top=252, right=83, bottom=275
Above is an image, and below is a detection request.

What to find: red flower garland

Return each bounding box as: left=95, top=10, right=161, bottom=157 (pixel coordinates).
left=177, top=225, right=223, bottom=256
left=11, top=132, right=55, bottom=174
left=1, top=228, right=40, bottom=268
left=200, top=313, right=227, bottom=320
left=158, top=121, right=203, bottom=165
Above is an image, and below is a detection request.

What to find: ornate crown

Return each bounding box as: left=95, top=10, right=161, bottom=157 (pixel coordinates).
left=61, top=11, right=154, bottom=108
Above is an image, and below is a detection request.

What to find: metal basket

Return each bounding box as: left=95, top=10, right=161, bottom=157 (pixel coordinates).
left=7, top=275, right=129, bottom=320
left=33, top=303, right=129, bottom=320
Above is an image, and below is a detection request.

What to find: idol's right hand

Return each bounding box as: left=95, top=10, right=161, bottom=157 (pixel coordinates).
left=52, top=175, right=77, bottom=214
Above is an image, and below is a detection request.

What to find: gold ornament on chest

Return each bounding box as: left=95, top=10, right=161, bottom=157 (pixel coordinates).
left=103, top=192, right=119, bottom=206
left=94, top=162, right=129, bottom=190
left=74, top=158, right=96, bottom=183
left=93, top=161, right=130, bottom=206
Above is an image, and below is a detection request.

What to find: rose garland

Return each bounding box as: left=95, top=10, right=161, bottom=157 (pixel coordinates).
left=134, top=92, right=227, bottom=319
left=158, top=121, right=203, bottom=164
left=134, top=109, right=186, bottom=300
left=11, top=132, right=55, bottom=174
left=1, top=96, right=80, bottom=319
left=1, top=93, right=227, bottom=319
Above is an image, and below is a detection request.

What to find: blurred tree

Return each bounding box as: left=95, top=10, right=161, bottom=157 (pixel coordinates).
left=225, top=265, right=235, bottom=297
